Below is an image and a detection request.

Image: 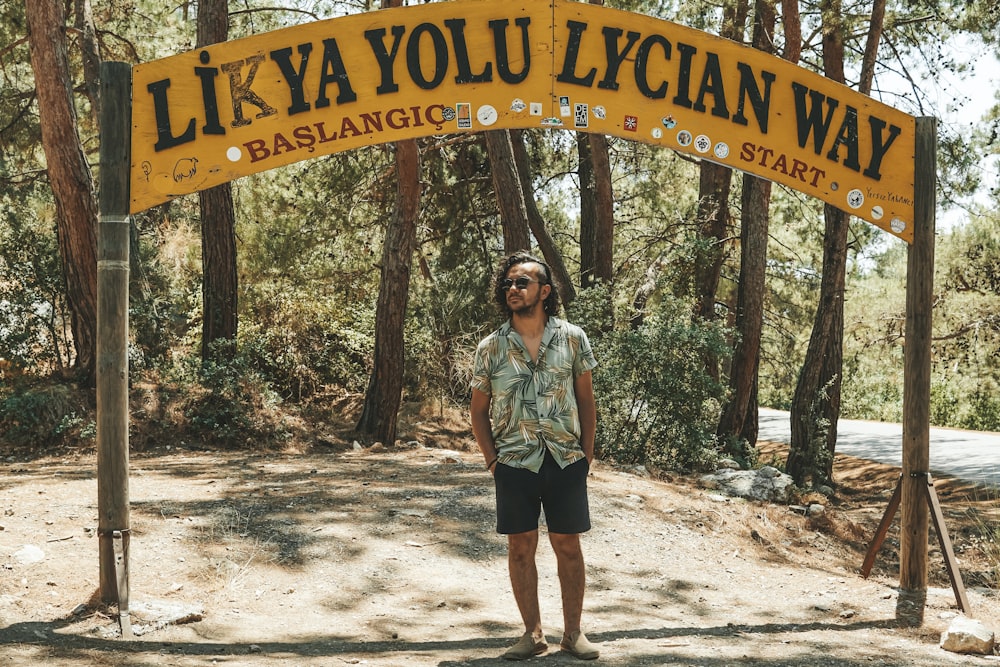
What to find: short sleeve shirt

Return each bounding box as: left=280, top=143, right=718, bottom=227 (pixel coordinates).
left=471, top=316, right=597, bottom=472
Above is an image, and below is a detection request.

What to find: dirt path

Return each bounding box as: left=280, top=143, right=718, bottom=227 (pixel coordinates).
left=2, top=444, right=998, bottom=666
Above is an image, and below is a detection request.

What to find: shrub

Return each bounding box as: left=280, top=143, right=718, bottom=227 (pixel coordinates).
left=0, top=380, right=93, bottom=449
left=163, top=344, right=290, bottom=448
left=569, top=289, right=730, bottom=472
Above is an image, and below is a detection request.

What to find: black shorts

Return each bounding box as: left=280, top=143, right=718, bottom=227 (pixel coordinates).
left=494, top=450, right=591, bottom=535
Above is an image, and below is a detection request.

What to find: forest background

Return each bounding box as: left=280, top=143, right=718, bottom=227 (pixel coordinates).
left=1, top=0, right=999, bottom=489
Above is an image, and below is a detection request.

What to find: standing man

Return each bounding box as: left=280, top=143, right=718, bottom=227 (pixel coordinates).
left=470, top=252, right=600, bottom=661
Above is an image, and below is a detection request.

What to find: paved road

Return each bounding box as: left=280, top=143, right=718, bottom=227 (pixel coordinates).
left=757, top=408, right=1000, bottom=488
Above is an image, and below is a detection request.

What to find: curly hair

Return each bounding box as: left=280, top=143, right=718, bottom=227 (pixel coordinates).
left=492, top=252, right=561, bottom=317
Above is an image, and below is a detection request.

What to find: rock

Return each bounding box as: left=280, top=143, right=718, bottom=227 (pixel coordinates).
left=12, top=545, right=45, bottom=565
left=718, top=458, right=741, bottom=470
left=815, top=484, right=835, bottom=497
left=438, top=450, right=464, bottom=464
left=807, top=503, right=826, bottom=517
left=939, top=615, right=995, bottom=655
left=699, top=466, right=794, bottom=502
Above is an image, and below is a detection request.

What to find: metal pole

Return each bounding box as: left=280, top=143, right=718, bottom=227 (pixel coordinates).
left=897, top=116, right=936, bottom=626
left=97, top=61, right=132, bottom=617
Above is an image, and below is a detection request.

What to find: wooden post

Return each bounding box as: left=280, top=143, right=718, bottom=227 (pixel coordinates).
left=97, top=61, right=132, bottom=606
left=897, top=117, right=936, bottom=625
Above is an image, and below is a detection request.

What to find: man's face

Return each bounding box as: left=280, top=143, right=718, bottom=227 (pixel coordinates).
left=504, top=262, right=549, bottom=315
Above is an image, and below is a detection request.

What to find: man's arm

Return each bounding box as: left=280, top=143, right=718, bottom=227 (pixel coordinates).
left=574, top=370, right=596, bottom=463
left=470, top=388, right=499, bottom=471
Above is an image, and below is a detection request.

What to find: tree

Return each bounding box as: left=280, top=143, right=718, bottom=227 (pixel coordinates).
left=197, top=0, right=239, bottom=362
left=357, top=0, right=422, bottom=446
left=717, top=0, right=780, bottom=460
left=579, top=0, right=615, bottom=293
left=787, top=0, right=886, bottom=486
left=25, top=0, right=99, bottom=385
left=356, top=140, right=421, bottom=445
left=691, top=0, right=745, bottom=381
left=510, top=129, right=576, bottom=306
left=484, top=129, right=531, bottom=252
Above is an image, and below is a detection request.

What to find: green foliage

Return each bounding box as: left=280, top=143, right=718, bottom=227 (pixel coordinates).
left=0, top=380, right=93, bottom=448
left=163, top=342, right=290, bottom=448
left=569, top=286, right=729, bottom=472
left=0, top=185, right=72, bottom=372
left=239, top=284, right=376, bottom=398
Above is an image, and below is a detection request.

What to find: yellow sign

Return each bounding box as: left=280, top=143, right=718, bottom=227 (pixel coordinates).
left=131, top=0, right=917, bottom=242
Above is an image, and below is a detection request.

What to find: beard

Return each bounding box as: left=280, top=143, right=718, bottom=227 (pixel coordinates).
left=509, top=293, right=541, bottom=315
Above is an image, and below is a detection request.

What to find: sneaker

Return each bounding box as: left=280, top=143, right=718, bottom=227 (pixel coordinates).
left=560, top=630, right=599, bottom=660
left=502, top=631, right=548, bottom=660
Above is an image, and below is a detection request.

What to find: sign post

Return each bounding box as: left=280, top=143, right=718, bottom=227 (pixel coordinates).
left=897, top=116, right=937, bottom=625
left=97, top=60, right=133, bottom=636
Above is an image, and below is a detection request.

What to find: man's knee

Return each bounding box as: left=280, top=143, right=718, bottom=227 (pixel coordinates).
left=508, top=530, right=539, bottom=561
left=548, top=532, right=582, bottom=560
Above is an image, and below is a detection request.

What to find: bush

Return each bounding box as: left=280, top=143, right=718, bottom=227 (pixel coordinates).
left=570, top=289, right=730, bottom=472
left=162, top=344, right=290, bottom=448
left=0, top=380, right=93, bottom=449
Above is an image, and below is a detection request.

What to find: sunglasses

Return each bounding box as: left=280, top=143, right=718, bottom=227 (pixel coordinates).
left=501, top=277, right=542, bottom=291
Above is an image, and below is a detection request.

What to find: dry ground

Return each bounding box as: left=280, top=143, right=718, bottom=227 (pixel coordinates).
left=2, top=423, right=999, bottom=667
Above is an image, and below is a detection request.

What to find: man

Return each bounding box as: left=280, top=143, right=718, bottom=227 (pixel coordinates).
left=470, top=252, right=599, bottom=661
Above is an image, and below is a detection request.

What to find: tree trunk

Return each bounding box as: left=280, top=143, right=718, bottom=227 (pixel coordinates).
left=579, top=134, right=596, bottom=284
left=73, top=0, right=101, bottom=126
left=590, top=132, right=614, bottom=285
left=578, top=132, right=614, bottom=289
left=716, top=0, right=777, bottom=460
left=787, top=0, right=856, bottom=486
left=356, top=139, right=421, bottom=445
left=692, top=0, right=745, bottom=380
left=580, top=0, right=614, bottom=291
left=484, top=129, right=531, bottom=252
left=26, top=0, right=99, bottom=385
left=510, top=129, right=576, bottom=306
left=197, top=0, right=239, bottom=362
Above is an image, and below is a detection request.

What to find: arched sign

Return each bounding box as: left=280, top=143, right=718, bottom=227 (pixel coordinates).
left=131, top=0, right=917, bottom=242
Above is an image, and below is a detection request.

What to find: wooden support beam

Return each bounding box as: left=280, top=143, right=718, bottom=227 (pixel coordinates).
left=97, top=61, right=132, bottom=628
left=897, top=117, right=936, bottom=626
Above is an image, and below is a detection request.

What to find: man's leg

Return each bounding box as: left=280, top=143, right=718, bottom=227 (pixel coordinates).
left=548, top=532, right=585, bottom=634
left=507, top=530, right=542, bottom=634
left=550, top=532, right=598, bottom=659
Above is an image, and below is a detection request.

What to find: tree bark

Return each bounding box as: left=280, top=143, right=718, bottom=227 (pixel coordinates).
left=197, top=0, right=239, bottom=362
left=578, top=132, right=615, bottom=289
left=484, top=129, right=530, bottom=252
left=73, top=0, right=101, bottom=126
left=510, top=129, right=576, bottom=306
left=26, top=0, right=99, bottom=385
left=356, top=139, right=421, bottom=445
left=717, top=0, right=777, bottom=459
left=692, top=0, right=745, bottom=380
left=787, top=0, right=856, bottom=486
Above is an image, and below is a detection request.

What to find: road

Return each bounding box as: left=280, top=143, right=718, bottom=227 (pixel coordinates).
left=757, top=408, right=1000, bottom=488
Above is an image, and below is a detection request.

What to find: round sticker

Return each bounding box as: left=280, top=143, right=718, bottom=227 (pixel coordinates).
left=713, top=142, right=730, bottom=159
left=890, top=218, right=907, bottom=234
left=871, top=206, right=884, bottom=220
left=226, top=147, right=242, bottom=162
left=661, top=116, right=677, bottom=129
left=676, top=130, right=693, bottom=147
left=846, top=189, right=864, bottom=209
left=651, top=127, right=663, bottom=139
left=477, top=105, right=498, bottom=126
left=694, top=134, right=711, bottom=153
left=441, top=107, right=456, bottom=121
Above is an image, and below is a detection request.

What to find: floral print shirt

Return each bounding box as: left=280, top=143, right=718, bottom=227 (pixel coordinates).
left=471, top=316, right=597, bottom=472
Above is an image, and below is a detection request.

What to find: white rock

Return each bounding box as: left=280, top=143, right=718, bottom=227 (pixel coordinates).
left=12, top=545, right=45, bottom=565
left=939, top=615, right=995, bottom=655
